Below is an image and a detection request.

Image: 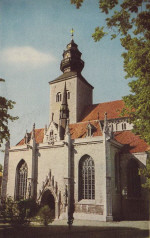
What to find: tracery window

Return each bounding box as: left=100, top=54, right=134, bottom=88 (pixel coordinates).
left=79, top=155, right=95, bottom=200
left=15, top=160, right=28, bottom=200
left=127, top=159, right=141, bottom=198
left=56, top=92, right=61, bottom=102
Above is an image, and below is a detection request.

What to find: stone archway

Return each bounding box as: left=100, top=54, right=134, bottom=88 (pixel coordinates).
left=41, top=190, right=55, bottom=218
left=40, top=188, right=59, bottom=219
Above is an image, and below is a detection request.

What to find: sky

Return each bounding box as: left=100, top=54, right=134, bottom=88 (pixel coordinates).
left=0, top=0, right=130, bottom=164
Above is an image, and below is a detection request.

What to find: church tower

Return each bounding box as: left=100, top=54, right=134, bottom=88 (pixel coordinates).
left=49, top=33, right=93, bottom=125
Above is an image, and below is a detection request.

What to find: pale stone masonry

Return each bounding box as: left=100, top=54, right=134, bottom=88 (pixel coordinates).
left=2, top=39, right=149, bottom=221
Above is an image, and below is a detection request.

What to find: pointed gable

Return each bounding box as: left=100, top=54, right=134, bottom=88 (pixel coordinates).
left=69, top=120, right=102, bottom=139
left=16, top=128, right=44, bottom=146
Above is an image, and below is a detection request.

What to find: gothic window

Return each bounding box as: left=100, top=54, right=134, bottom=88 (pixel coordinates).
left=127, top=159, right=141, bottom=198
left=15, top=160, right=28, bottom=200
left=79, top=155, right=95, bottom=200
left=56, top=92, right=61, bottom=102
left=115, top=153, right=120, bottom=192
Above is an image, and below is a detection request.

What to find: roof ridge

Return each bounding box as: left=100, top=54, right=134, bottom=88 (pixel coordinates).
left=70, top=120, right=100, bottom=126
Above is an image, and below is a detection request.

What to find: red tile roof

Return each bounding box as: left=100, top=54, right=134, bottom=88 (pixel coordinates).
left=114, top=130, right=149, bottom=153
left=15, top=126, right=148, bottom=153
left=70, top=120, right=102, bottom=139
left=16, top=128, right=44, bottom=146
left=15, top=99, right=149, bottom=154
left=81, top=100, right=127, bottom=121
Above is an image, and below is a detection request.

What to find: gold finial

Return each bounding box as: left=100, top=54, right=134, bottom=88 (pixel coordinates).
left=70, top=28, right=74, bottom=40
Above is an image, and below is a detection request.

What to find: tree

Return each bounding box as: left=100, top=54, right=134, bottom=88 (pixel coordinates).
left=70, top=0, right=150, bottom=189
left=38, top=205, right=54, bottom=226
left=70, top=0, right=150, bottom=144
left=0, top=78, right=18, bottom=147
left=0, top=164, right=2, bottom=172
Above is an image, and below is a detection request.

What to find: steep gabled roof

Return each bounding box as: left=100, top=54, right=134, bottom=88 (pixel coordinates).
left=69, top=120, right=102, bottom=139
left=16, top=128, right=44, bottom=146
left=82, top=100, right=127, bottom=121
left=114, top=130, right=149, bottom=153
left=15, top=99, right=149, bottom=154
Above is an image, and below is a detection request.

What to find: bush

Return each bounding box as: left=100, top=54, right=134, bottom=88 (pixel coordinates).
left=1, top=197, right=39, bottom=225
left=38, top=205, right=54, bottom=226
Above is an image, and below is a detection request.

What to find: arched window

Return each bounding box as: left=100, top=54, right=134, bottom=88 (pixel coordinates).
left=79, top=155, right=95, bottom=200
left=127, top=159, right=141, bottom=198
left=56, top=92, right=61, bottom=102
left=15, top=160, right=28, bottom=200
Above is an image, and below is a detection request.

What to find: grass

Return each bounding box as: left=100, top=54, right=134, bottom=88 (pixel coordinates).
left=0, top=220, right=149, bottom=238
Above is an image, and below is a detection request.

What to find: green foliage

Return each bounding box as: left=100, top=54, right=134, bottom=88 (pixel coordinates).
left=0, top=79, right=18, bottom=147
left=38, top=205, right=54, bottom=226
left=70, top=0, right=84, bottom=9
left=140, top=152, right=150, bottom=190
left=70, top=0, right=150, bottom=145
left=92, top=27, right=107, bottom=41
left=1, top=197, right=38, bottom=225
left=0, top=164, right=2, bottom=172
left=71, top=0, right=150, bottom=188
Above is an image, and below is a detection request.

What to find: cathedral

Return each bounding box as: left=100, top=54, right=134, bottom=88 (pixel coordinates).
left=2, top=38, right=149, bottom=221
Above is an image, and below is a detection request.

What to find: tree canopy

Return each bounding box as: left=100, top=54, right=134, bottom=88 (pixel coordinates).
left=0, top=78, right=18, bottom=147
left=71, top=0, right=150, bottom=145
left=71, top=0, right=150, bottom=189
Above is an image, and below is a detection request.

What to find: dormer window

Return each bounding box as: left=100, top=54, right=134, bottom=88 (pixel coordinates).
left=87, top=123, right=92, bottom=137
left=56, top=92, right=61, bottom=102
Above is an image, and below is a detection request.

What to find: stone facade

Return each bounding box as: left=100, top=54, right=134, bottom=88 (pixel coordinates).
left=2, top=39, right=149, bottom=221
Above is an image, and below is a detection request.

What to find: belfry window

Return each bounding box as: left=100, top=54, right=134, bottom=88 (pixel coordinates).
left=56, top=92, right=61, bottom=102
left=15, top=160, right=28, bottom=200
left=79, top=155, right=95, bottom=200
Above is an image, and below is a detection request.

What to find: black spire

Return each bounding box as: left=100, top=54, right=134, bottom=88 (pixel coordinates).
left=60, top=39, right=84, bottom=73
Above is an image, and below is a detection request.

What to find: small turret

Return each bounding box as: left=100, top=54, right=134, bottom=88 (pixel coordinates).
left=59, top=82, right=69, bottom=140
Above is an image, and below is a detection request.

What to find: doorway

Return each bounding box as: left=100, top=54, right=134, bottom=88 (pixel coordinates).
left=41, top=190, right=55, bottom=218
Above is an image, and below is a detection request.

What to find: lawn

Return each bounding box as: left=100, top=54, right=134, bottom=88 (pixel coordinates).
left=0, top=220, right=149, bottom=238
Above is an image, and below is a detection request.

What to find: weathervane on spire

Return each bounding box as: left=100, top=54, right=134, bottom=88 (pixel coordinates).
left=70, top=28, right=74, bottom=40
